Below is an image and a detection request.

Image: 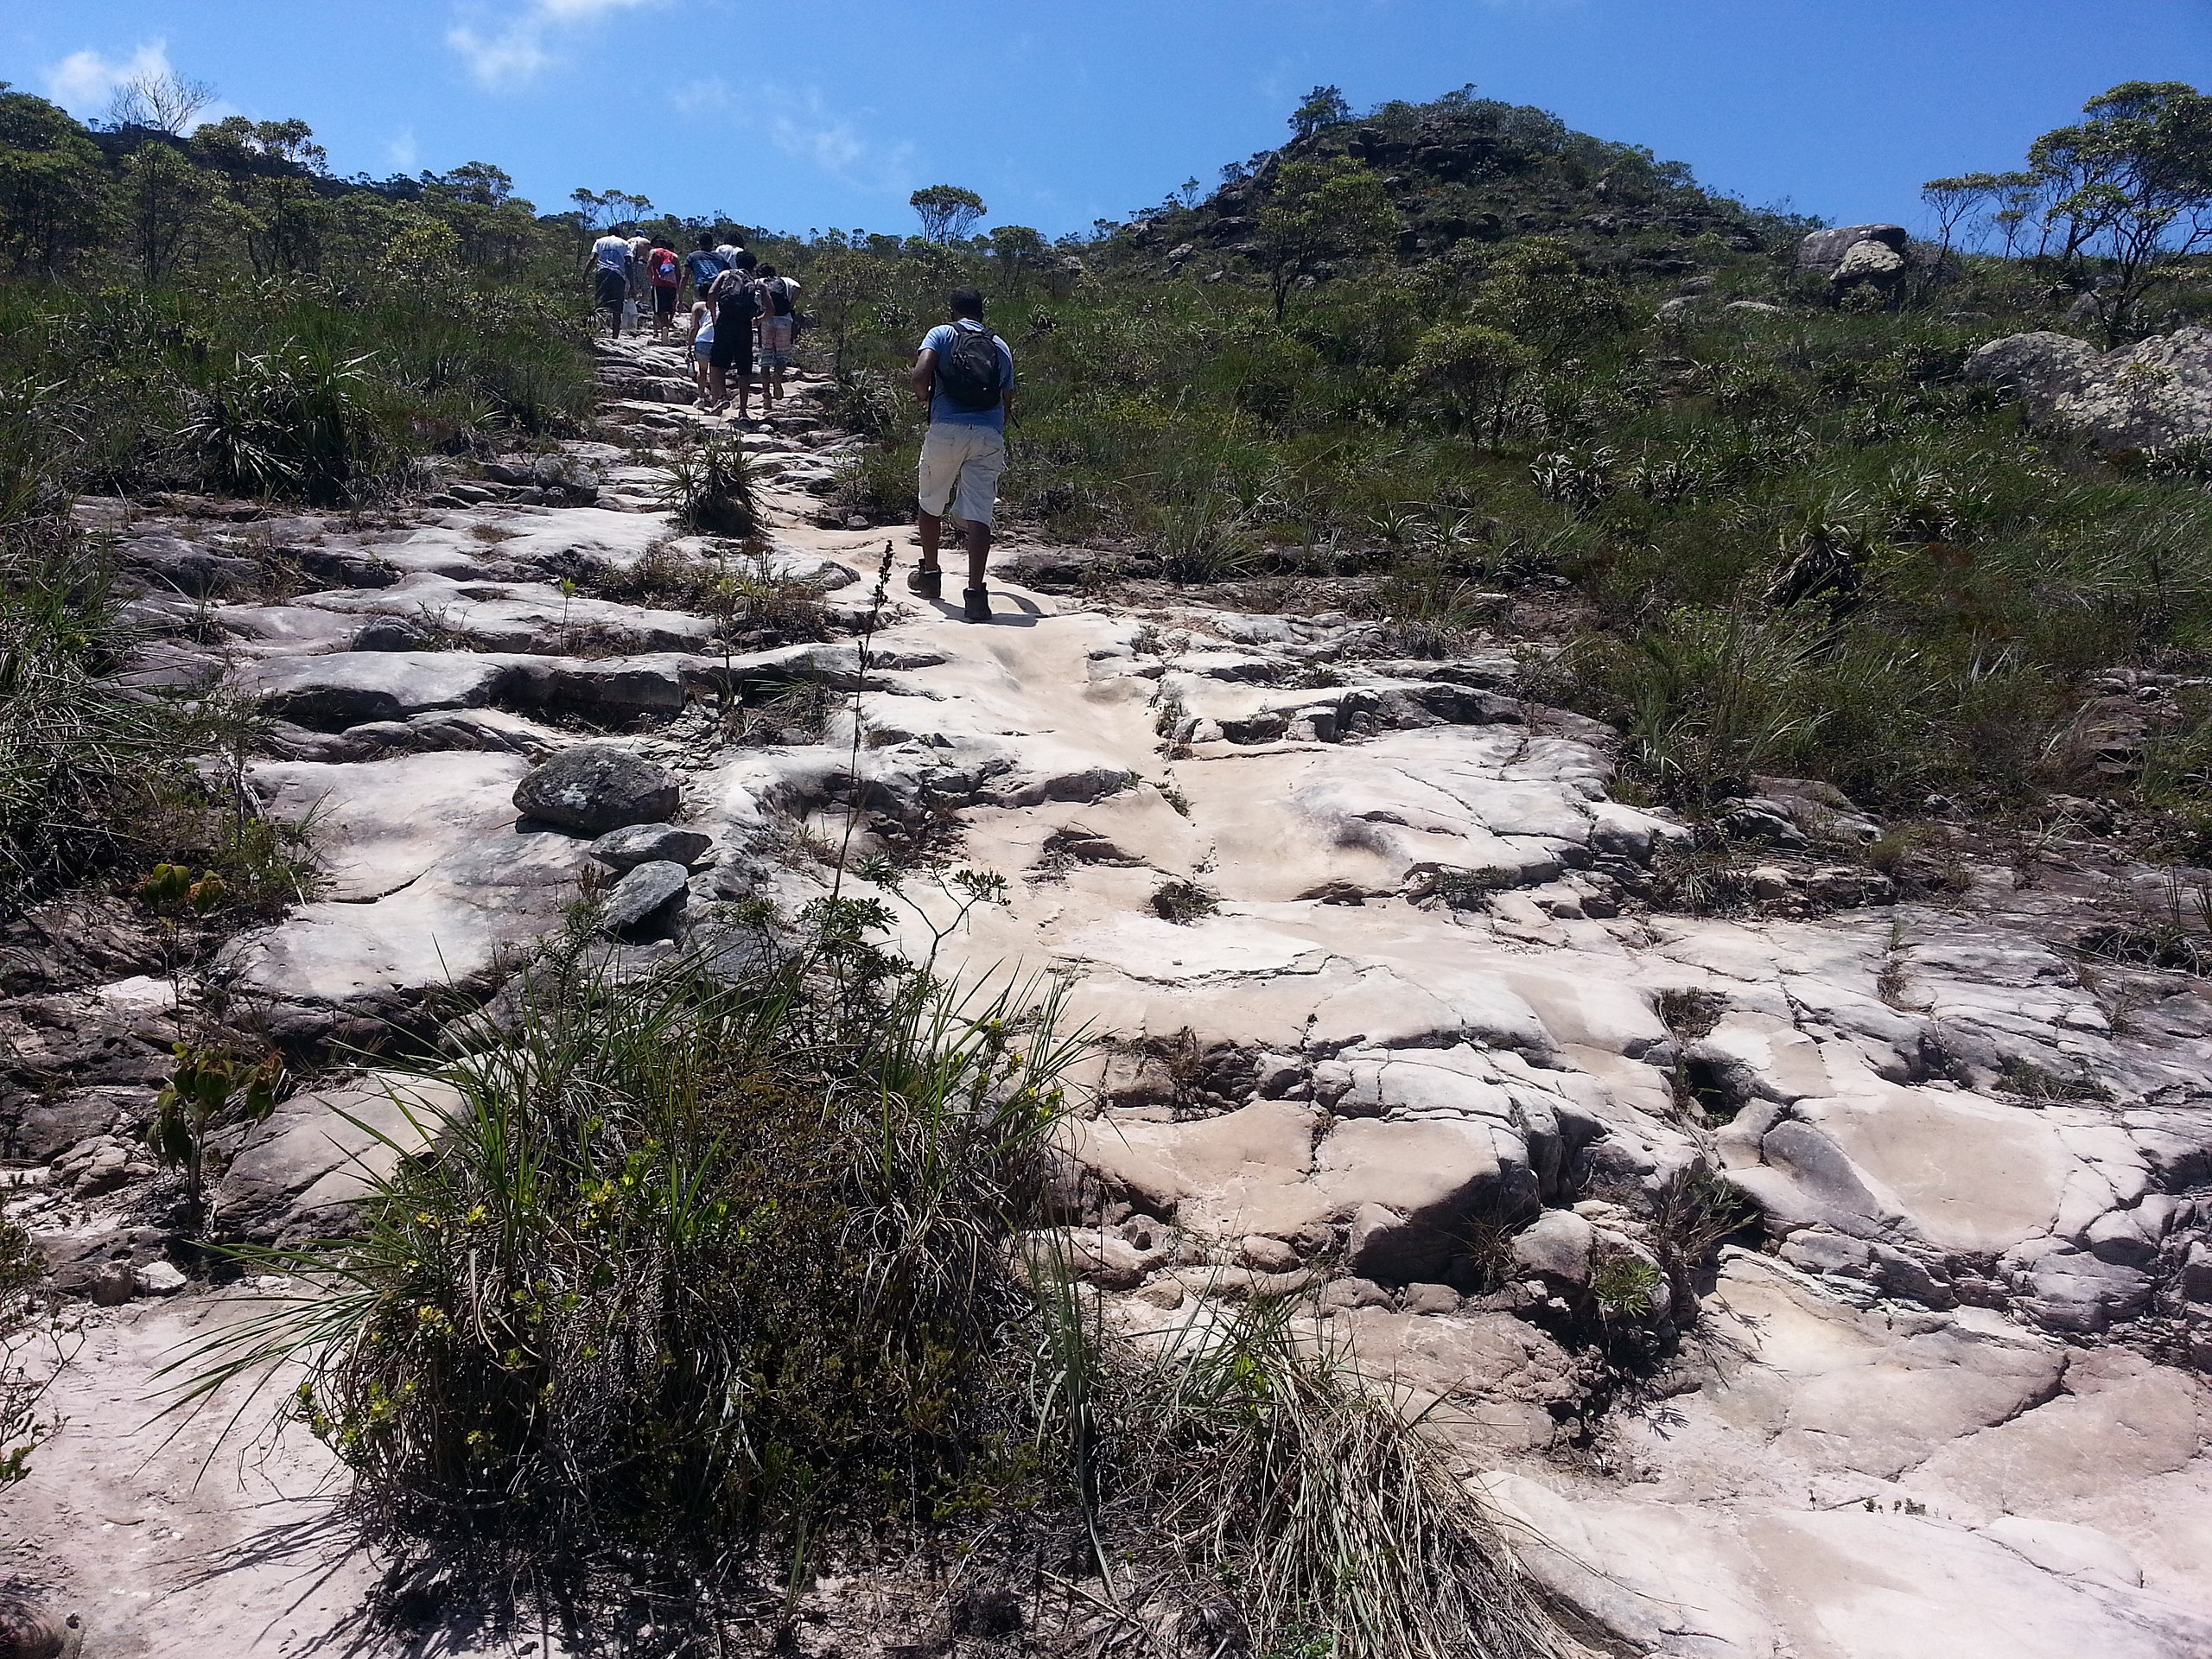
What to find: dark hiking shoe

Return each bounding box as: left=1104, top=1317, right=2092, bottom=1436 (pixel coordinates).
left=963, top=586, right=992, bottom=623
left=906, top=565, right=943, bottom=601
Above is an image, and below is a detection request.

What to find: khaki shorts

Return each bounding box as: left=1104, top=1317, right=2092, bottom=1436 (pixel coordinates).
left=918, top=424, right=1006, bottom=527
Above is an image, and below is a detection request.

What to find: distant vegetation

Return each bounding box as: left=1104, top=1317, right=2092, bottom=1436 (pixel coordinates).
left=808, top=79, right=2212, bottom=837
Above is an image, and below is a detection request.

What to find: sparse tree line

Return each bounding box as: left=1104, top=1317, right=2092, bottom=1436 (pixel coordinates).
left=1922, top=79, right=2212, bottom=343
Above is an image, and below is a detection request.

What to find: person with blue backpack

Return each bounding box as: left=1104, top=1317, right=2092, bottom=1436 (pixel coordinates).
left=685, top=234, right=725, bottom=302
left=907, top=287, right=1014, bottom=622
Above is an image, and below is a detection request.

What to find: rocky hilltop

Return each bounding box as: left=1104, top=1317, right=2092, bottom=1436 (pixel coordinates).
left=4, top=314, right=2211, bottom=1657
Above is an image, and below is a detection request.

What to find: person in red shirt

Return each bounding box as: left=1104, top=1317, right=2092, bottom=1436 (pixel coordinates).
left=645, top=242, right=683, bottom=342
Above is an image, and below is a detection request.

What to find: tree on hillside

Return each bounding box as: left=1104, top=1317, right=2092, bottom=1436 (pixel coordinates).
left=910, top=184, right=986, bottom=243
left=1255, top=156, right=1395, bottom=320
left=2027, top=79, right=2212, bottom=342
left=989, top=224, right=1046, bottom=283
left=0, top=89, right=111, bottom=275
left=429, top=161, right=515, bottom=206
left=120, top=140, right=216, bottom=285
left=1291, top=85, right=1352, bottom=141
left=1921, top=171, right=2004, bottom=264
left=1404, top=321, right=1529, bottom=445
left=570, top=188, right=655, bottom=232
left=104, top=68, right=217, bottom=136
left=193, top=117, right=331, bottom=276
left=1470, top=236, right=1627, bottom=363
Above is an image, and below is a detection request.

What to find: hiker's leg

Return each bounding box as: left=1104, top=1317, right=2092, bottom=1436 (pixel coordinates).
left=916, top=428, right=957, bottom=574
left=963, top=519, right=990, bottom=590
left=957, top=433, right=1006, bottom=592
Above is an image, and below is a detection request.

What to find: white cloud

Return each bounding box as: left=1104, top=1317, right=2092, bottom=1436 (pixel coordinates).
left=386, top=129, right=421, bottom=173
left=757, top=87, right=917, bottom=200
left=446, top=0, right=658, bottom=90
left=41, top=38, right=241, bottom=126
left=42, top=39, right=170, bottom=117
left=670, top=77, right=733, bottom=118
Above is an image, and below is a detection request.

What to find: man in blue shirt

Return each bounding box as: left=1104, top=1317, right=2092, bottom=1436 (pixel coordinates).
left=908, top=286, right=1014, bottom=622
left=685, top=235, right=725, bottom=302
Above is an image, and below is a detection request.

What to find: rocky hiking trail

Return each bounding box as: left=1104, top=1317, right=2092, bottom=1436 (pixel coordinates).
left=8, top=332, right=2212, bottom=1658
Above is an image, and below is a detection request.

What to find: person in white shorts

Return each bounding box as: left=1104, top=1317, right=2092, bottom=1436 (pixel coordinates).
left=907, top=286, right=1014, bottom=622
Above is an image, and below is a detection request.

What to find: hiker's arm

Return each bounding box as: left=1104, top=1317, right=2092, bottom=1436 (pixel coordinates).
left=911, top=348, right=937, bottom=404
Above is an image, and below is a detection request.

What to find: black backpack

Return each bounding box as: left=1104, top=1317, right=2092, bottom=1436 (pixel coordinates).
left=937, top=323, right=1005, bottom=410
left=766, top=278, right=794, bottom=318
left=711, top=270, right=759, bottom=322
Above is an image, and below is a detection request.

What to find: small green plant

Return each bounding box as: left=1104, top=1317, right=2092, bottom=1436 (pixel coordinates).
left=656, top=435, right=757, bottom=536
left=0, top=1217, right=52, bottom=1491
left=144, top=1042, right=286, bottom=1217
left=1408, top=866, right=1516, bottom=911
left=1587, top=1247, right=1662, bottom=1319
left=1152, top=878, right=1220, bottom=923
left=172, top=926, right=1086, bottom=1566
left=1655, top=987, right=1726, bottom=1041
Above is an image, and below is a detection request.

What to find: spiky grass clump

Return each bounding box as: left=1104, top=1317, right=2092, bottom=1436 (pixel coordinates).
left=189, top=920, right=1084, bottom=1554
left=657, top=436, right=759, bottom=537
left=1052, top=1289, right=1567, bottom=1659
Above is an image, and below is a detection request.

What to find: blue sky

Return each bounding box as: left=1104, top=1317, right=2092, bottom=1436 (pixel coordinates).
left=5, top=2, right=2207, bottom=238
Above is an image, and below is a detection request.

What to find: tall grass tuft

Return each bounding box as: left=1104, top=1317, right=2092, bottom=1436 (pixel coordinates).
left=176, top=920, right=1086, bottom=1555
left=1039, top=1287, right=1567, bottom=1659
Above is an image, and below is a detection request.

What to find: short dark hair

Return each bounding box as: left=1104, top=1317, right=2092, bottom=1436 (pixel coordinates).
left=695, top=233, right=714, bottom=251
left=733, top=248, right=757, bottom=270
left=948, top=286, right=985, bottom=320
left=758, top=264, right=778, bottom=278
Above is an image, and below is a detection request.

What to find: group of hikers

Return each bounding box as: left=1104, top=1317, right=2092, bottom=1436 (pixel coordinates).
left=587, top=232, right=1015, bottom=624
left=588, top=231, right=804, bottom=416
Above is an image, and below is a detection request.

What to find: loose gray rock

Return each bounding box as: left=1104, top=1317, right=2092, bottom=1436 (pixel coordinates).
left=135, top=1260, right=188, bottom=1296
left=590, top=823, right=712, bottom=870
left=599, top=859, right=690, bottom=936
left=512, top=744, right=678, bottom=834
left=351, top=618, right=429, bottom=652
left=0, top=1595, right=73, bottom=1659
left=1511, top=1210, right=1594, bottom=1287
left=1833, top=239, right=1906, bottom=289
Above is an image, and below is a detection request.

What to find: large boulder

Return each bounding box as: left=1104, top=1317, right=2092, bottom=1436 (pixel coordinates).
left=1796, top=223, right=1908, bottom=278
left=512, top=743, right=679, bottom=834
left=1967, top=325, right=2212, bottom=452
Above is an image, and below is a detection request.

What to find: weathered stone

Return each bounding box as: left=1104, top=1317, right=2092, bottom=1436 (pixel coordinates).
left=237, top=652, right=508, bottom=728
left=1966, top=326, right=2212, bottom=452
left=1510, top=1209, right=1593, bottom=1287
left=589, top=823, right=713, bottom=870
left=1796, top=223, right=1908, bottom=276
left=0, top=1596, right=73, bottom=1659
left=512, top=744, right=678, bottom=834
left=351, top=619, right=429, bottom=652
left=218, top=1076, right=458, bottom=1242
left=597, top=860, right=689, bottom=936
left=135, top=1260, right=188, bottom=1296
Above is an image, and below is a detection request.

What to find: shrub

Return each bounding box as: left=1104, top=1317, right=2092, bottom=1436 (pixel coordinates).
left=187, top=922, right=1084, bottom=1553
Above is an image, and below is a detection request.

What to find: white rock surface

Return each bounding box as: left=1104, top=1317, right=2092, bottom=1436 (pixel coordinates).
left=23, top=334, right=2211, bottom=1659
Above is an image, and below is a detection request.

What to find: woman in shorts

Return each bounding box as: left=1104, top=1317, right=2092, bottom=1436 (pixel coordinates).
left=687, top=296, right=718, bottom=410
